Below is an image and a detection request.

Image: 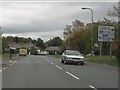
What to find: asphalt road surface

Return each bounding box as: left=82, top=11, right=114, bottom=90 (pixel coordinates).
left=2, top=55, right=118, bottom=88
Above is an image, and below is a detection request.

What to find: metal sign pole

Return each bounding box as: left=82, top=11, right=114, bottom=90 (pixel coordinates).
left=110, top=42, right=112, bottom=61
left=100, top=42, right=102, bottom=56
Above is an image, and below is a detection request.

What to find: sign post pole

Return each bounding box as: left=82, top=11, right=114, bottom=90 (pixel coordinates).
left=100, top=42, right=102, bottom=56
left=98, top=26, right=114, bottom=61
left=110, top=42, right=112, bottom=61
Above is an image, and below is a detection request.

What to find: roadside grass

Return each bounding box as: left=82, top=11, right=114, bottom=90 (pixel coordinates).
left=1, top=53, right=16, bottom=59
left=49, top=54, right=61, bottom=58
left=85, top=55, right=119, bottom=67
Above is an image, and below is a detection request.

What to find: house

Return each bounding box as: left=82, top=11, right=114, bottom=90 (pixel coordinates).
left=9, top=42, right=37, bottom=49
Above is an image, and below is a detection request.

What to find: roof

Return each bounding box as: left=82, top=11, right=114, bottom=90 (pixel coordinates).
left=45, top=46, right=60, bottom=51
left=9, top=42, right=38, bottom=49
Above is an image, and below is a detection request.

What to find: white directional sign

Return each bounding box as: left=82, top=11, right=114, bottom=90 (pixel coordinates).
left=98, top=26, right=114, bottom=42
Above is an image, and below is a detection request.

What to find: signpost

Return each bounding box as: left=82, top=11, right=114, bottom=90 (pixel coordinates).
left=98, top=26, right=114, bottom=61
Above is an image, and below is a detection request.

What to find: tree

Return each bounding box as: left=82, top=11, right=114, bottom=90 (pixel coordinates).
left=108, top=4, right=120, bottom=60
left=47, top=37, right=62, bottom=47
left=72, top=20, right=84, bottom=30
left=67, top=28, right=90, bottom=54
left=30, top=46, right=37, bottom=55
left=63, top=25, right=72, bottom=40
left=37, top=38, right=44, bottom=49
left=108, top=5, right=118, bottom=17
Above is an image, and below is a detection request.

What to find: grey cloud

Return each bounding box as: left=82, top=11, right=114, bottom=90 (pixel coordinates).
left=1, top=1, right=118, bottom=41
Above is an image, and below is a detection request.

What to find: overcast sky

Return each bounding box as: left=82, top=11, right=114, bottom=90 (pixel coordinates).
left=0, top=1, right=118, bottom=42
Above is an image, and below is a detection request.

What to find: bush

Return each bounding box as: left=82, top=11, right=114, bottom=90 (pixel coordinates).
left=30, top=46, right=37, bottom=55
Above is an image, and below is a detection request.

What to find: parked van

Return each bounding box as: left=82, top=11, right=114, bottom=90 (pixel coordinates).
left=19, top=48, right=27, bottom=56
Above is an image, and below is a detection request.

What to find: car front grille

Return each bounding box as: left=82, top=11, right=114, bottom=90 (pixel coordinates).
left=71, top=58, right=80, bottom=60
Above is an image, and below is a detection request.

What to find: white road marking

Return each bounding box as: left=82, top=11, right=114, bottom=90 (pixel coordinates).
left=13, top=61, right=17, bottom=64
left=47, top=60, right=49, bottom=62
left=66, top=71, right=79, bottom=80
left=10, top=64, right=13, bottom=66
left=56, top=65, right=62, bottom=70
left=88, top=85, right=98, bottom=90
left=45, top=59, right=47, bottom=60
left=50, top=62, right=54, bottom=65
left=3, top=68, right=6, bottom=70
left=9, top=60, right=13, bottom=62
left=0, top=70, right=2, bottom=72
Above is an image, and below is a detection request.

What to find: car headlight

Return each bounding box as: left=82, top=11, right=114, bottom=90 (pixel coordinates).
left=80, top=58, right=84, bottom=61
left=66, top=57, right=71, bottom=59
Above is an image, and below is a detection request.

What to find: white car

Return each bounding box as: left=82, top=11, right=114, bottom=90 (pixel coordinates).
left=61, top=50, right=84, bottom=65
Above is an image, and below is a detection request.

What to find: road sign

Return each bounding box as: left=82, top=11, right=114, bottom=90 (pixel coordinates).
left=98, top=26, right=114, bottom=42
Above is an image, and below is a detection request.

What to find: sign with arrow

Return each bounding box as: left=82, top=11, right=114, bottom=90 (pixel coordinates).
left=98, top=26, right=114, bottom=42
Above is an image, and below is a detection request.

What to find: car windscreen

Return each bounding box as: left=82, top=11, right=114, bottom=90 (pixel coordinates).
left=65, top=51, right=80, bottom=55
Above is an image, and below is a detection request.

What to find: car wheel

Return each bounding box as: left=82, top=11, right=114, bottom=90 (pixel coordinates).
left=61, top=60, right=64, bottom=63
left=64, top=60, right=68, bottom=64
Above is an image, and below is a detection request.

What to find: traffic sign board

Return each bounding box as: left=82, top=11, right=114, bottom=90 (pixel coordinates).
left=98, top=26, right=114, bottom=42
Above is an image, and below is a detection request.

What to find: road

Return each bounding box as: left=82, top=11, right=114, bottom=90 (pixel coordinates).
left=2, top=55, right=118, bottom=89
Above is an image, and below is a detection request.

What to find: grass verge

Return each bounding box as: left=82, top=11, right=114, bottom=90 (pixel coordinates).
left=51, top=55, right=61, bottom=58
left=1, top=53, right=16, bottom=59
left=85, top=55, right=119, bottom=67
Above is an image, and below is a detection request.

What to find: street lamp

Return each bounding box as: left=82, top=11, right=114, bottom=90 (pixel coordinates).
left=0, top=27, right=3, bottom=35
left=81, top=7, right=94, bottom=55
left=0, top=27, right=3, bottom=56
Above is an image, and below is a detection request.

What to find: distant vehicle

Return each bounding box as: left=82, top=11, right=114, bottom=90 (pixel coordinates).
left=41, top=51, right=49, bottom=55
left=37, top=50, right=49, bottom=55
left=61, top=50, right=84, bottom=65
left=37, top=50, right=41, bottom=55
left=19, top=48, right=27, bottom=56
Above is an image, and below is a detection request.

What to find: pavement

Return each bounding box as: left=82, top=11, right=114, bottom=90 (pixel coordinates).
left=1, top=55, right=119, bottom=89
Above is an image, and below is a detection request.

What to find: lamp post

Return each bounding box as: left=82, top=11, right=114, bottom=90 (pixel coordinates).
left=0, top=27, right=3, bottom=35
left=81, top=7, right=94, bottom=55
left=0, top=27, right=3, bottom=56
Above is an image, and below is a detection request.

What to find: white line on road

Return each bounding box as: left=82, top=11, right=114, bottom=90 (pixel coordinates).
left=0, top=70, right=2, bottom=72
left=47, top=60, right=49, bottom=62
left=56, top=65, right=62, bottom=70
left=50, top=62, right=54, bottom=65
left=10, top=64, right=13, bottom=66
left=3, top=68, right=6, bottom=70
left=13, top=61, right=17, bottom=64
left=9, top=60, right=13, bottom=63
left=88, top=85, right=98, bottom=90
left=66, top=71, right=79, bottom=80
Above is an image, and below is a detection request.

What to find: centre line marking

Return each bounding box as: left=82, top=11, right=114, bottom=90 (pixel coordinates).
left=51, top=62, right=54, bottom=65
left=9, top=60, right=13, bottom=63
left=56, top=65, right=62, bottom=70
left=3, top=68, right=6, bottom=70
left=13, top=61, right=17, bottom=64
left=10, top=64, right=13, bottom=66
left=88, top=85, right=98, bottom=90
left=66, top=71, right=79, bottom=80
